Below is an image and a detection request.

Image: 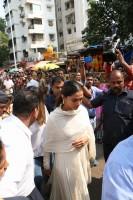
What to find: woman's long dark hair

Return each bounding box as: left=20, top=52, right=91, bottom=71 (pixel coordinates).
left=26, top=86, right=46, bottom=125
left=56, top=81, right=82, bottom=107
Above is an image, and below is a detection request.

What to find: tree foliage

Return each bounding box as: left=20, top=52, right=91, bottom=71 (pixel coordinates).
left=0, top=18, right=6, bottom=33
left=0, top=18, right=9, bottom=67
left=82, top=0, right=133, bottom=46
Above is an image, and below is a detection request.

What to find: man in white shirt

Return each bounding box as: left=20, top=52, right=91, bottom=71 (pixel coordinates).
left=102, top=135, right=133, bottom=200
left=3, top=76, right=14, bottom=95
left=0, top=139, right=30, bottom=200
left=0, top=89, right=44, bottom=199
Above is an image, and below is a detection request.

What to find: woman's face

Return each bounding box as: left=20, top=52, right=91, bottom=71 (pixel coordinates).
left=62, top=90, right=83, bottom=110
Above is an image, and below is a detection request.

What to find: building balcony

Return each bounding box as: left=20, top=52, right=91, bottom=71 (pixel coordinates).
left=25, top=0, right=42, bottom=5
left=27, top=12, right=43, bottom=19
left=31, top=41, right=46, bottom=49
left=20, top=18, right=26, bottom=24
left=28, top=24, right=44, bottom=34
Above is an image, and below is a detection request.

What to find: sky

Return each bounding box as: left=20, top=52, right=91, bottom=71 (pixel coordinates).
left=0, top=0, right=5, bottom=19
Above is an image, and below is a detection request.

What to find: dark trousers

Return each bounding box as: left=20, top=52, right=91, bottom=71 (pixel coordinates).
left=34, top=157, right=43, bottom=193
left=103, top=142, right=118, bottom=162
left=27, top=187, right=45, bottom=200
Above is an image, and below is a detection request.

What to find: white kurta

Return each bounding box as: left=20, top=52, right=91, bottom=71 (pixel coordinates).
left=43, top=105, right=96, bottom=200
left=0, top=115, right=35, bottom=197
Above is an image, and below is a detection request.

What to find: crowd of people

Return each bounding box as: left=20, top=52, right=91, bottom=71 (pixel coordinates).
left=0, top=49, right=132, bottom=200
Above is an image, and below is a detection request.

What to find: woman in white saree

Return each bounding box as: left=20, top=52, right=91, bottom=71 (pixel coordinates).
left=43, top=81, right=96, bottom=200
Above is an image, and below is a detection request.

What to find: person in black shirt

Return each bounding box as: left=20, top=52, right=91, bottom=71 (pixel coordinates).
left=84, top=70, right=133, bottom=161
left=45, top=77, right=64, bottom=113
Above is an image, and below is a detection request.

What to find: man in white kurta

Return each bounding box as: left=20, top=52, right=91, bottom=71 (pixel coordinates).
left=0, top=115, right=35, bottom=197
left=0, top=89, right=44, bottom=199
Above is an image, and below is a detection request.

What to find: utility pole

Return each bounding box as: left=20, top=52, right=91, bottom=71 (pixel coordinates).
left=7, top=0, right=17, bottom=68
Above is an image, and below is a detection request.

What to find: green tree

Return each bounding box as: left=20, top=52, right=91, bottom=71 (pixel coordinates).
left=83, top=0, right=133, bottom=46
left=0, top=18, right=9, bottom=67
left=0, top=18, right=6, bottom=33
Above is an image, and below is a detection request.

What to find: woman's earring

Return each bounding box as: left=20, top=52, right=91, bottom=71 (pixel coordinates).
left=62, top=98, right=64, bottom=105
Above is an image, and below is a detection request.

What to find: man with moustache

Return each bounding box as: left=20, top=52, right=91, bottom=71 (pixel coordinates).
left=45, top=76, right=64, bottom=113
left=84, top=70, right=133, bottom=161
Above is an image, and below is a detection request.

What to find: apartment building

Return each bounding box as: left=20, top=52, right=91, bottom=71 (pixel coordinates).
left=55, top=0, right=89, bottom=52
left=3, top=0, right=58, bottom=62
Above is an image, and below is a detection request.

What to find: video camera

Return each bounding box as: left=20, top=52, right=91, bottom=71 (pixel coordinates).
left=103, top=34, right=120, bottom=62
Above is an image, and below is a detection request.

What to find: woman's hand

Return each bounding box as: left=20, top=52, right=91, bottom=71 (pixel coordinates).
left=43, top=169, right=51, bottom=177
left=72, top=135, right=89, bottom=149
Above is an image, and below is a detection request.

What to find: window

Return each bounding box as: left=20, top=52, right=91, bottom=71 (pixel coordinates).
left=23, top=50, right=28, bottom=57
left=66, top=13, right=75, bottom=24
left=9, top=40, right=12, bottom=48
left=10, top=52, right=17, bottom=61
left=34, top=19, right=42, bottom=25
left=66, top=16, right=71, bottom=24
left=7, top=27, right=11, bottom=33
left=74, top=27, right=76, bottom=32
left=32, top=34, right=44, bottom=42
left=67, top=28, right=72, bottom=34
left=65, top=2, right=70, bottom=10
left=70, top=0, right=74, bottom=8
left=33, top=4, right=41, bottom=14
left=10, top=10, right=13, bottom=18
left=60, top=44, right=64, bottom=50
left=49, top=34, right=55, bottom=41
left=20, top=11, right=25, bottom=18
left=5, top=14, right=9, bottom=21
left=53, top=47, right=57, bottom=51
left=14, top=38, right=16, bottom=45
left=58, top=7, right=61, bottom=11
left=59, top=32, right=63, bottom=37
left=12, top=25, right=15, bottom=31
left=21, top=36, right=27, bottom=42
left=47, top=5, right=52, bottom=12
left=48, top=20, right=53, bottom=27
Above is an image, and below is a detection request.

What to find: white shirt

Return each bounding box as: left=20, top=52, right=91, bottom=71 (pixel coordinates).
left=30, top=106, right=49, bottom=157
left=0, top=115, right=35, bottom=198
left=102, top=136, right=133, bottom=200
left=3, top=79, right=14, bottom=93
left=26, top=79, right=39, bottom=88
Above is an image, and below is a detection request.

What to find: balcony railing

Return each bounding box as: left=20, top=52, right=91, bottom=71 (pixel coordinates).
left=27, top=12, right=43, bottom=19
left=25, top=0, right=42, bottom=4
left=31, top=41, right=46, bottom=49
left=28, top=24, right=44, bottom=34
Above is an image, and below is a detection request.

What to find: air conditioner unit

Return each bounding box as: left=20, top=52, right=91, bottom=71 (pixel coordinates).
left=20, top=19, right=26, bottom=24
left=19, top=4, right=24, bottom=9
left=20, top=12, right=25, bottom=18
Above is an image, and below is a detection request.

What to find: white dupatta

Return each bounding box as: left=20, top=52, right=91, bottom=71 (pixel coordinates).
left=44, top=105, right=96, bottom=159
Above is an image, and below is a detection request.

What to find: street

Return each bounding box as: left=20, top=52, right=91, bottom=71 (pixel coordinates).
left=89, top=144, right=105, bottom=200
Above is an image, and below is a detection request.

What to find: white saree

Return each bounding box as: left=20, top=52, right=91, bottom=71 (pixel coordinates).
left=43, top=105, right=96, bottom=200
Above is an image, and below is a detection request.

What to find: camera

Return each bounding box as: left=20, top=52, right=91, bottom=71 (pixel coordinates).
left=103, top=35, right=120, bottom=62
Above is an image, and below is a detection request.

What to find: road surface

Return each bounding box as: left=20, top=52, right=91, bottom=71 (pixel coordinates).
left=89, top=144, right=105, bottom=200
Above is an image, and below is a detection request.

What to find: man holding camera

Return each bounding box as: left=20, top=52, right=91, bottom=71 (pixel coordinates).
left=116, top=49, right=133, bottom=89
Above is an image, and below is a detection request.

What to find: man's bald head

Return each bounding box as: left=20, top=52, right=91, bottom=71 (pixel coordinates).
left=109, top=70, right=124, bottom=94
left=110, top=70, right=124, bottom=80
